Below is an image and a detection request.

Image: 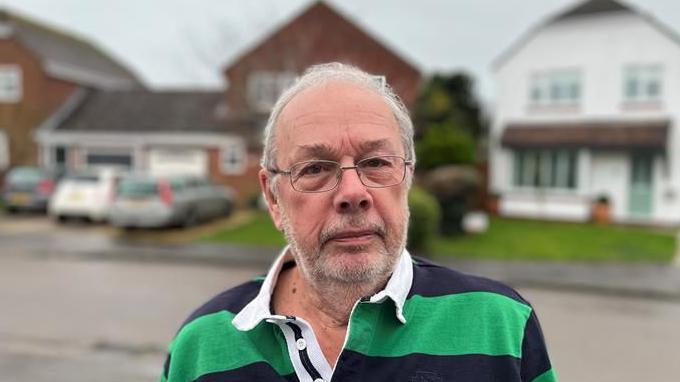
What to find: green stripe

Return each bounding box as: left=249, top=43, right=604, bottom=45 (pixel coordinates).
left=167, top=311, right=293, bottom=381
left=532, top=368, right=558, bottom=382
left=346, top=292, right=532, bottom=358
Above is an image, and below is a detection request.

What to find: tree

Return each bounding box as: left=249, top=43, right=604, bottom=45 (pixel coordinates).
left=413, top=73, right=487, bottom=140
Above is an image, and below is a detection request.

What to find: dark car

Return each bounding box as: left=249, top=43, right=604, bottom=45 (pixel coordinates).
left=2, top=166, right=64, bottom=213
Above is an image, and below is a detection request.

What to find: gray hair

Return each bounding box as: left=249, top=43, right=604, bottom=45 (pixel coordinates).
left=260, top=62, right=416, bottom=174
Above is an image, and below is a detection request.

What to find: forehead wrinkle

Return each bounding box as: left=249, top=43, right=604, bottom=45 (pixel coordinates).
left=291, top=143, right=340, bottom=163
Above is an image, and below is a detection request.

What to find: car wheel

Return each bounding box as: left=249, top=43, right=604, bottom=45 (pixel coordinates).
left=183, top=210, right=198, bottom=228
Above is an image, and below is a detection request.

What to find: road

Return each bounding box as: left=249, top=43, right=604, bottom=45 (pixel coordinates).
left=0, top=214, right=679, bottom=381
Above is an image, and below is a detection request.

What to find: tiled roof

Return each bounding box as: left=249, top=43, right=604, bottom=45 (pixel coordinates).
left=501, top=120, right=669, bottom=150
left=0, top=8, right=142, bottom=89
left=59, top=90, right=225, bottom=132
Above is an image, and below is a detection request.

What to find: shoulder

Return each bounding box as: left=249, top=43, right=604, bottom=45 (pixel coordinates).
left=409, top=256, right=532, bottom=311
left=176, top=277, right=263, bottom=335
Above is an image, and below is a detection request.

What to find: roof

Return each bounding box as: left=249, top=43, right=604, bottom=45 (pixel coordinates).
left=223, top=1, right=421, bottom=78
left=501, top=120, right=669, bottom=150
left=57, top=90, right=227, bottom=133
left=493, top=0, right=680, bottom=70
left=554, top=0, right=630, bottom=21
left=0, top=7, right=142, bottom=89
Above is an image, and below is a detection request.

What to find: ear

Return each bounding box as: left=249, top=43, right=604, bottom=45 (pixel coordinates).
left=259, top=168, right=284, bottom=231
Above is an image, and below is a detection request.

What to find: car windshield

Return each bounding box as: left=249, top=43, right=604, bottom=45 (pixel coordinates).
left=118, top=179, right=159, bottom=197
left=65, top=174, right=99, bottom=183
left=7, top=168, right=45, bottom=183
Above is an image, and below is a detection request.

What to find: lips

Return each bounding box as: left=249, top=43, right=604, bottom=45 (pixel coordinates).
left=326, top=229, right=381, bottom=246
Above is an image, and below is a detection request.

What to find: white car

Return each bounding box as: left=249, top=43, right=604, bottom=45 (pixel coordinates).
left=49, top=168, right=122, bottom=222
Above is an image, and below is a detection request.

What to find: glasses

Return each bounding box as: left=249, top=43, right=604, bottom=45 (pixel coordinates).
left=269, top=155, right=413, bottom=193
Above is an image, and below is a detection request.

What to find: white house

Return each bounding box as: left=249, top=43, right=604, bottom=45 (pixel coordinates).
left=490, top=0, right=680, bottom=225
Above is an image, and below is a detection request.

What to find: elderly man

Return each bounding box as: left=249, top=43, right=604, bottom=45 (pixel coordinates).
left=160, top=63, right=557, bottom=382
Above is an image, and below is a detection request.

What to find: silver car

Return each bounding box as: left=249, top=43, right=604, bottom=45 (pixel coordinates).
left=109, top=175, right=234, bottom=229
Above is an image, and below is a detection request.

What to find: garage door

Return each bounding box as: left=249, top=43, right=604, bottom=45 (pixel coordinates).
left=148, top=148, right=207, bottom=177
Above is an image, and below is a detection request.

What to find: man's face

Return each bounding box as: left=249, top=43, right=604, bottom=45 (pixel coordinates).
left=260, top=80, right=410, bottom=285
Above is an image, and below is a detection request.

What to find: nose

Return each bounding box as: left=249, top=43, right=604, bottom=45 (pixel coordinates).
left=333, top=166, right=372, bottom=213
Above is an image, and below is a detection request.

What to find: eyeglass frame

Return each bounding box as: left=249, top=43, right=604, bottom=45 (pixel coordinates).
left=267, top=155, right=414, bottom=193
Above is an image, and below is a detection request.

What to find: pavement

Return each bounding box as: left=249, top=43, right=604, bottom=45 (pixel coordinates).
left=11, top=232, right=680, bottom=301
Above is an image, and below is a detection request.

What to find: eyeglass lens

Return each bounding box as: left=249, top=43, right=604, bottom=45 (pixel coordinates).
left=290, top=156, right=405, bottom=192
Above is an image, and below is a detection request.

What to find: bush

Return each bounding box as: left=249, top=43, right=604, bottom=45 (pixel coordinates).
left=421, top=165, right=480, bottom=236
left=407, top=186, right=441, bottom=256
left=415, top=122, right=476, bottom=170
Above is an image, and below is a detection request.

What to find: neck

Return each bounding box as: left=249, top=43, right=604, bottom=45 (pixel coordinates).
left=305, top=272, right=386, bottom=325
left=274, top=265, right=388, bottom=327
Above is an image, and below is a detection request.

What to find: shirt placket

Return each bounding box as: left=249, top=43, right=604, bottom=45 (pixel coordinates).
left=270, top=315, right=333, bottom=382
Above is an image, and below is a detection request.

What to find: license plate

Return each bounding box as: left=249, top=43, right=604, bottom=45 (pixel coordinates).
left=126, top=198, right=149, bottom=207
left=69, top=192, right=84, bottom=201
left=9, top=193, right=31, bottom=206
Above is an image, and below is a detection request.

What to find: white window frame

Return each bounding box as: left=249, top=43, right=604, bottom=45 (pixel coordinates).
left=623, top=65, right=662, bottom=103
left=247, top=71, right=297, bottom=112
left=0, top=64, right=22, bottom=103
left=513, top=149, right=578, bottom=191
left=529, top=70, right=581, bottom=106
left=0, top=129, right=9, bottom=170
left=220, top=143, right=246, bottom=175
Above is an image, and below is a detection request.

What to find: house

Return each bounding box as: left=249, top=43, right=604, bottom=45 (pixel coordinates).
left=223, top=1, right=421, bottom=122
left=35, top=90, right=260, bottom=200
left=17, top=1, right=421, bottom=203
left=0, top=8, right=142, bottom=172
left=490, top=0, right=680, bottom=225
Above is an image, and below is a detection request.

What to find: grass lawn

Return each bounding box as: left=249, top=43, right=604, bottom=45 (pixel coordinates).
left=431, top=217, right=676, bottom=263
left=201, top=212, right=677, bottom=263
left=201, top=212, right=286, bottom=247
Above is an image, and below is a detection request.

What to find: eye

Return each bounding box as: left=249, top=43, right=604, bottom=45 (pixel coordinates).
left=361, top=157, right=392, bottom=168
left=296, top=161, right=335, bottom=177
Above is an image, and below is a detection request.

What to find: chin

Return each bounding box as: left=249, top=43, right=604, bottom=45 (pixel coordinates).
left=315, top=245, right=394, bottom=284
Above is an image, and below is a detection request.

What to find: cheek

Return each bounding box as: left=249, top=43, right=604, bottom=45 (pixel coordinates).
left=283, top=194, right=328, bottom=235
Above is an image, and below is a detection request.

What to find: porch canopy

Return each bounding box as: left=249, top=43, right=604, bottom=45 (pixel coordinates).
left=501, top=120, right=669, bottom=150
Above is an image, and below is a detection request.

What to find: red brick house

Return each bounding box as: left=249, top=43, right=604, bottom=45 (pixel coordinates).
left=224, top=1, right=421, bottom=118
left=0, top=8, right=141, bottom=173
left=217, top=1, right=421, bottom=199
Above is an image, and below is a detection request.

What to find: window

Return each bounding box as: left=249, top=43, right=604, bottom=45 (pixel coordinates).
left=0, top=65, right=22, bottom=103
left=529, top=70, right=581, bottom=106
left=220, top=143, right=246, bottom=175
left=513, top=149, right=578, bottom=190
left=623, top=65, right=662, bottom=102
left=247, top=71, right=297, bottom=111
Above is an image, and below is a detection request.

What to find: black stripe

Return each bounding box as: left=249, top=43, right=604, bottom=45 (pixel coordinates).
left=332, top=350, right=522, bottom=382
left=194, top=361, right=299, bottom=382
left=181, top=279, right=263, bottom=328
left=409, top=257, right=529, bottom=304
left=521, top=310, right=554, bottom=381
left=287, top=322, right=323, bottom=380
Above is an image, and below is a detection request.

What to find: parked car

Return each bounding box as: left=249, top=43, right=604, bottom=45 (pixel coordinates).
left=2, top=166, right=64, bottom=213
left=109, top=175, right=234, bottom=229
left=48, top=168, right=122, bottom=222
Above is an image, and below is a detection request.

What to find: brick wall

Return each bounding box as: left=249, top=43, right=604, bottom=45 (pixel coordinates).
left=0, top=37, right=77, bottom=167
left=207, top=147, right=263, bottom=206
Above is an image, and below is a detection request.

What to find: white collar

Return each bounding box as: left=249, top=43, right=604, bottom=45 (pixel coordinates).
left=232, top=245, right=414, bottom=331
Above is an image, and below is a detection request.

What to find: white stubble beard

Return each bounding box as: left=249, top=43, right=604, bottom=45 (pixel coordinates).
left=278, top=200, right=409, bottom=294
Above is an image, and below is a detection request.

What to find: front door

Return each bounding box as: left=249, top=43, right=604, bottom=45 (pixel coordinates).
left=628, top=152, right=654, bottom=217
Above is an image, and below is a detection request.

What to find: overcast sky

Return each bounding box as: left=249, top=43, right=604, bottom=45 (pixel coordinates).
left=3, top=0, right=680, bottom=102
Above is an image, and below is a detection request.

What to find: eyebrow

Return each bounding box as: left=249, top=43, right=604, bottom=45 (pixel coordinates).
left=291, top=139, right=396, bottom=163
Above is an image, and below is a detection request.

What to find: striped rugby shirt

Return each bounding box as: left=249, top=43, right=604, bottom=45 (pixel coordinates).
left=161, top=247, right=558, bottom=382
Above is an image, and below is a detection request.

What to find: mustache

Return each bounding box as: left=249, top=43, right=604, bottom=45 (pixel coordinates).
left=319, top=216, right=387, bottom=246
